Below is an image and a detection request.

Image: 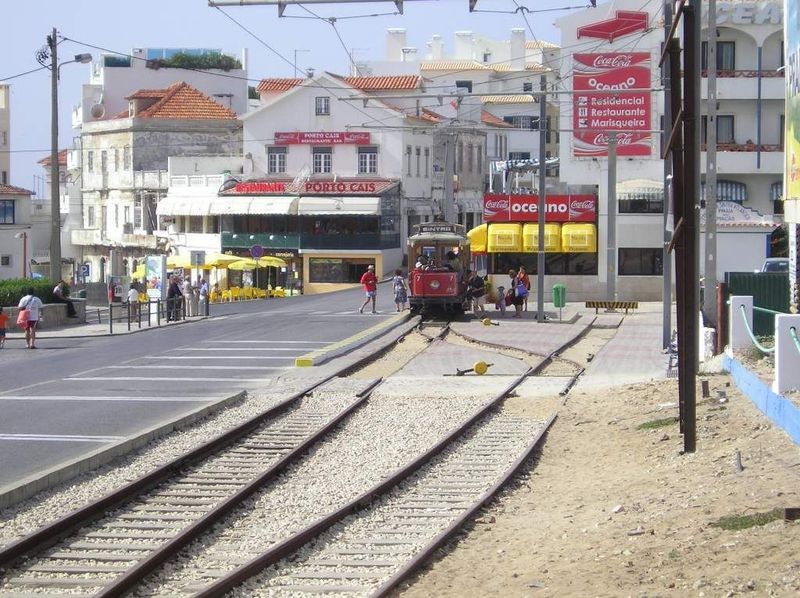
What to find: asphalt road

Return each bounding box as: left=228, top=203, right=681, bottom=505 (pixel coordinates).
left=0, top=284, right=399, bottom=490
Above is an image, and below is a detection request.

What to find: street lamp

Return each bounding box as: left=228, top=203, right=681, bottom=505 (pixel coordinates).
left=40, top=27, right=91, bottom=282
left=14, top=232, right=27, bottom=278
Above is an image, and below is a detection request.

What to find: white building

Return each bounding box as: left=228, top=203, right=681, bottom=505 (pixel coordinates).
left=0, top=185, right=34, bottom=280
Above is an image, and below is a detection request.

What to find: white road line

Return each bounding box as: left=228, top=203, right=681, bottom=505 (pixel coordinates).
left=202, top=340, right=329, bottom=344
left=0, top=434, right=124, bottom=443
left=104, top=365, right=288, bottom=371
left=139, top=356, right=292, bottom=360
left=0, top=396, right=212, bottom=402
left=64, top=377, right=273, bottom=383
left=167, top=348, right=303, bottom=352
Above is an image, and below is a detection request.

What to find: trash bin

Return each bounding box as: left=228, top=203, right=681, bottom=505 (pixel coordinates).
left=552, top=283, right=567, bottom=308
left=77, top=289, right=87, bottom=299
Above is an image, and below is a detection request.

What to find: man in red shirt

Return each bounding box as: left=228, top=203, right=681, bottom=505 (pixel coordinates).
left=359, top=264, right=378, bottom=314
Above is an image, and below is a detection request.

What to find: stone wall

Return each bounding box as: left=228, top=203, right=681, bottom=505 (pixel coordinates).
left=3, top=299, right=87, bottom=329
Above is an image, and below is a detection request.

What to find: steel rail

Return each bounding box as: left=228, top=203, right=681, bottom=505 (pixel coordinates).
left=193, top=359, right=548, bottom=597
left=0, top=318, right=416, bottom=573
left=94, top=378, right=383, bottom=598
left=373, top=412, right=557, bottom=597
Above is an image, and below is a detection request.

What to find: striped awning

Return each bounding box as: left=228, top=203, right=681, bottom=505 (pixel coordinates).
left=157, top=195, right=215, bottom=216
left=617, top=178, right=664, bottom=200
left=701, top=180, right=748, bottom=203
left=209, top=196, right=298, bottom=215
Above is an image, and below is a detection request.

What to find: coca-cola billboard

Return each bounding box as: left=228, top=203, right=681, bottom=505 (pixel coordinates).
left=483, top=194, right=596, bottom=223
left=572, top=52, right=652, bottom=157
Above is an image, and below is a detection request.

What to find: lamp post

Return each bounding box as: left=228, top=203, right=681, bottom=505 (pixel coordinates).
left=14, top=232, right=27, bottom=278
left=44, top=27, right=91, bottom=283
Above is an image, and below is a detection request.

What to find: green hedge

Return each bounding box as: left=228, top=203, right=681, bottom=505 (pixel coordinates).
left=0, top=279, right=65, bottom=307
left=149, top=52, right=242, bottom=71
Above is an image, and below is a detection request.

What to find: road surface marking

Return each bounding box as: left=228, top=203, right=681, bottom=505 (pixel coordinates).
left=139, top=356, right=292, bottom=360
left=203, top=340, right=330, bottom=344
left=64, top=377, right=273, bottom=383
left=104, top=365, right=289, bottom=371
left=0, top=433, right=124, bottom=443
left=167, top=348, right=305, bottom=352
left=0, top=396, right=212, bottom=402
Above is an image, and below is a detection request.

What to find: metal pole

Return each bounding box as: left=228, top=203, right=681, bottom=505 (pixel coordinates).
left=49, top=27, right=61, bottom=284
left=662, top=0, right=673, bottom=349
left=21, top=233, right=27, bottom=278
left=536, top=74, right=546, bottom=323
left=606, top=134, right=617, bottom=301
left=704, top=0, right=718, bottom=327
left=443, top=133, right=456, bottom=222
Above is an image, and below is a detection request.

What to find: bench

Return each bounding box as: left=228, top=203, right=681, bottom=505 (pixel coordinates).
left=585, top=300, right=639, bottom=314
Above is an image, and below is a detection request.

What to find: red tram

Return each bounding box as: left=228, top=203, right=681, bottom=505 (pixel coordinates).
left=407, top=222, right=471, bottom=314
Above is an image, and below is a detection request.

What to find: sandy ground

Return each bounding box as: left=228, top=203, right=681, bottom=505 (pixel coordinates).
left=391, top=366, right=800, bottom=596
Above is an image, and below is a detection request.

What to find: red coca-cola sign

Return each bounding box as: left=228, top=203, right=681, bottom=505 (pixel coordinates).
left=483, top=194, right=596, bottom=223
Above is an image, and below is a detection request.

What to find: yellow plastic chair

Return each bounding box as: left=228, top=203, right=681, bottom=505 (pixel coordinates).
left=255, top=288, right=266, bottom=299
left=273, top=286, right=285, bottom=298
left=221, top=289, right=232, bottom=302
left=209, top=289, right=220, bottom=303
left=231, top=286, right=241, bottom=301
left=244, top=287, right=254, bottom=300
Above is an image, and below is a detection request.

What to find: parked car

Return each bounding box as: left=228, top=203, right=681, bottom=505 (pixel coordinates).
left=760, top=257, right=789, bottom=273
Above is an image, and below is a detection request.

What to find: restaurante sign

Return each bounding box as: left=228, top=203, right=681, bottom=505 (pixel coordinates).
left=232, top=180, right=380, bottom=195
left=274, top=132, right=371, bottom=145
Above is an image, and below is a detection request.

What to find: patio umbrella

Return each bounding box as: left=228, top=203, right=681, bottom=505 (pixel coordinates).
left=166, top=255, right=193, bottom=270
left=257, top=256, right=287, bottom=268
left=205, top=253, right=242, bottom=268
left=227, top=258, right=258, bottom=271
left=132, top=264, right=146, bottom=279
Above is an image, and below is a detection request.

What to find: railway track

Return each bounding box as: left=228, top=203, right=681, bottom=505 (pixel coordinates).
left=1, top=320, right=557, bottom=597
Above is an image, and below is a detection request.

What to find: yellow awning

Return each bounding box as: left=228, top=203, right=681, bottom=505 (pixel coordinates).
left=487, top=223, right=523, bottom=253
left=467, top=223, right=488, bottom=253
left=562, top=223, right=597, bottom=253
left=523, top=223, right=561, bottom=252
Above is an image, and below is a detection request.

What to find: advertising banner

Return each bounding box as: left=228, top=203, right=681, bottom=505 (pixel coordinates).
left=786, top=0, right=800, bottom=201
left=483, top=194, right=597, bottom=222
left=572, top=52, right=652, bottom=157
left=274, top=132, right=371, bottom=145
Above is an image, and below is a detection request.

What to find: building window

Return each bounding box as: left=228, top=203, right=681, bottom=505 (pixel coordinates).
left=406, top=145, right=412, bottom=176
left=0, top=255, right=10, bottom=267
left=780, top=115, right=785, bottom=149
left=133, top=197, right=142, bottom=229
left=503, top=115, right=538, bottom=129
left=87, top=205, right=95, bottom=227
left=189, top=216, right=204, bottom=233
left=455, top=80, right=473, bottom=93
left=467, top=143, right=474, bottom=172
left=457, top=142, right=464, bottom=173
left=114, top=149, right=119, bottom=171
left=267, top=146, right=287, bottom=174
left=123, top=146, right=131, bottom=169
left=315, top=96, right=330, bottom=115
left=523, top=81, right=533, bottom=92
left=0, top=131, right=6, bottom=146
left=1, top=171, right=6, bottom=185
left=0, top=199, right=14, bottom=224
left=477, top=145, right=482, bottom=174
left=87, top=151, right=94, bottom=173
left=101, top=150, right=108, bottom=174
left=312, top=147, right=332, bottom=173
left=509, top=151, right=531, bottom=161
left=424, top=147, right=430, bottom=177
left=619, top=248, right=663, bottom=276
left=124, top=205, right=130, bottom=224
left=309, top=257, right=375, bottom=283
left=358, top=146, right=378, bottom=174
left=114, top=204, right=119, bottom=228
left=701, top=115, right=735, bottom=144
left=415, top=146, right=421, bottom=177
left=702, top=41, right=736, bottom=71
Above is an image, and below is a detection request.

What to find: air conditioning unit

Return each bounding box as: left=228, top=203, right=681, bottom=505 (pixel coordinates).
left=122, top=223, right=134, bottom=234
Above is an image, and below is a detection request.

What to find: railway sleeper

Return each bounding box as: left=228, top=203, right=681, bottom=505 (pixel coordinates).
left=24, top=564, right=129, bottom=574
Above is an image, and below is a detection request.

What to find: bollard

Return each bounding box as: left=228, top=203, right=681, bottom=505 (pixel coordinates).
left=127, top=302, right=131, bottom=332
left=772, top=314, right=800, bottom=393
left=108, top=303, right=113, bottom=335
left=727, top=296, right=754, bottom=354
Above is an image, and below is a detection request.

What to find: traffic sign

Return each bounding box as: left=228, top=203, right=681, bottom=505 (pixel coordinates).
left=79, top=263, right=91, bottom=278
left=250, top=244, right=264, bottom=258
left=190, top=250, right=205, bottom=266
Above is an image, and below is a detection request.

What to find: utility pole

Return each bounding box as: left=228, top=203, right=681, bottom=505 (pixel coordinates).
left=536, top=74, right=546, bottom=323
left=49, top=27, right=61, bottom=284
left=704, top=0, right=718, bottom=327
left=443, top=132, right=456, bottom=222
left=607, top=134, right=617, bottom=301
left=662, top=0, right=674, bottom=349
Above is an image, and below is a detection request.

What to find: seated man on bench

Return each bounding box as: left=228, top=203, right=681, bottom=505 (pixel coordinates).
left=53, top=280, right=78, bottom=318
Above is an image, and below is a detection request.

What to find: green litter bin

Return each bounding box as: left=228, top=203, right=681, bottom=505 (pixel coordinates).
left=552, top=283, right=566, bottom=308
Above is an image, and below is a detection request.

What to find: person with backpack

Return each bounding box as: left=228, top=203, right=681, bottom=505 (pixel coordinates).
left=467, top=270, right=487, bottom=317
left=508, top=269, right=526, bottom=318
left=17, top=288, right=44, bottom=349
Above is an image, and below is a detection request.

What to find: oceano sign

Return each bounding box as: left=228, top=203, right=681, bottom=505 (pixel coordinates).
left=705, top=2, right=782, bottom=26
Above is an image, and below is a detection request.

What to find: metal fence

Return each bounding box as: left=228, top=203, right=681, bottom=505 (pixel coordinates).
left=724, top=271, right=789, bottom=336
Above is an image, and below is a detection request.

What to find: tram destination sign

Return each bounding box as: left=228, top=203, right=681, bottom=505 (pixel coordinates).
left=415, top=223, right=461, bottom=235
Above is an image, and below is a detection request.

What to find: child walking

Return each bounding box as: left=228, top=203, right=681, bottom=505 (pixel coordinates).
left=0, top=306, right=7, bottom=348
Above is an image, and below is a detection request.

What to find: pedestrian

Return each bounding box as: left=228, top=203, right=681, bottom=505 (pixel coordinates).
left=17, top=287, right=44, bottom=349
left=52, top=280, right=78, bottom=318
left=392, top=268, right=408, bottom=312
left=166, top=276, right=183, bottom=321
left=0, top=306, right=7, bottom=349
left=508, top=269, right=526, bottom=318
left=126, top=283, right=140, bottom=318
left=182, top=277, right=194, bottom=317
left=518, top=265, right=531, bottom=311
left=446, top=251, right=463, bottom=275
left=359, top=265, right=378, bottom=314
left=467, top=270, right=487, bottom=317
left=495, top=285, right=507, bottom=317
left=198, top=278, right=209, bottom=315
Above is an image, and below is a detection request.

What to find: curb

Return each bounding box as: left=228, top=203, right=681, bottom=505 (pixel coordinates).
left=295, top=311, right=412, bottom=367
left=0, top=390, right=246, bottom=510
left=3, top=314, right=219, bottom=341
left=723, top=354, right=800, bottom=447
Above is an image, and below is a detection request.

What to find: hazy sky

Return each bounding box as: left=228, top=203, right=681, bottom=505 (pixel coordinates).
left=1, top=0, right=567, bottom=191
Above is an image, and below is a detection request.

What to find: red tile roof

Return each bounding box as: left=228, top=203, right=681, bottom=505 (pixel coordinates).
left=37, top=149, right=68, bottom=167
left=256, top=78, right=305, bottom=93
left=341, top=75, right=420, bottom=91
left=481, top=110, right=513, bottom=128
left=0, top=184, right=34, bottom=195
left=421, top=108, right=444, bottom=122
left=122, top=82, right=237, bottom=120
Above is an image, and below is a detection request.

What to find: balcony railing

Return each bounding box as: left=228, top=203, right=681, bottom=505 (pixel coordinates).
left=134, top=170, right=169, bottom=189
left=221, top=232, right=400, bottom=250
left=701, top=69, right=784, bottom=78
left=222, top=232, right=300, bottom=249
left=701, top=143, right=783, bottom=152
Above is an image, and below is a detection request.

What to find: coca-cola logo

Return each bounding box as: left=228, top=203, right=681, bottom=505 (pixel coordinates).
left=570, top=200, right=595, bottom=210
left=592, top=132, right=635, bottom=145
left=592, top=55, right=633, bottom=68
left=485, top=199, right=509, bottom=210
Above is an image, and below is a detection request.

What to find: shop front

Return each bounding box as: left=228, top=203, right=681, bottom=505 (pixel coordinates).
left=219, top=178, right=401, bottom=294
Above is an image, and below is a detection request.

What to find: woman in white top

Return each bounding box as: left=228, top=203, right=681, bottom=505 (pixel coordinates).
left=18, top=288, right=44, bottom=349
